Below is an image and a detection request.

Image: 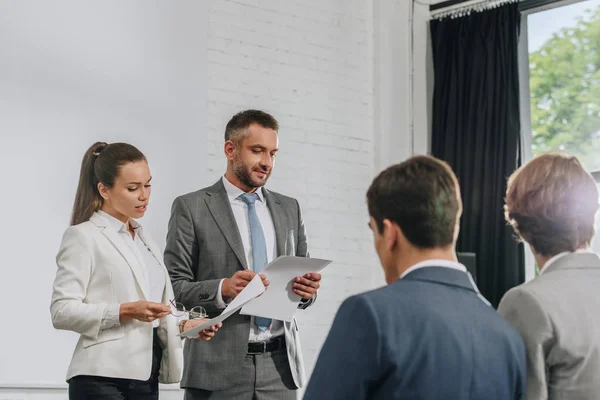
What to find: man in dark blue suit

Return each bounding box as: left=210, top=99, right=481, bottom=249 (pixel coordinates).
left=304, top=156, right=526, bottom=400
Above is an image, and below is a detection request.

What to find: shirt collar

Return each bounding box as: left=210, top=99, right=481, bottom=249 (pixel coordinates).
left=97, top=210, right=141, bottom=234
left=222, top=176, right=265, bottom=203
left=401, top=259, right=467, bottom=279
left=539, top=248, right=594, bottom=275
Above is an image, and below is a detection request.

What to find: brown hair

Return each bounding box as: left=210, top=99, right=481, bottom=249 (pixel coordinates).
left=367, top=155, right=462, bottom=248
left=224, top=109, right=279, bottom=144
left=71, top=142, right=146, bottom=225
left=505, top=152, right=599, bottom=256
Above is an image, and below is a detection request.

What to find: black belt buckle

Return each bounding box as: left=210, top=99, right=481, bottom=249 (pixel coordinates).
left=247, top=341, right=267, bottom=355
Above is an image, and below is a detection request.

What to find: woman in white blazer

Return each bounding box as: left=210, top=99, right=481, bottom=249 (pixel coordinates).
left=51, top=142, right=221, bottom=399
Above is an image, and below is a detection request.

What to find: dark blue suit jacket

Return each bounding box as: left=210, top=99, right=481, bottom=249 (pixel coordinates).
left=304, top=267, right=526, bottom=400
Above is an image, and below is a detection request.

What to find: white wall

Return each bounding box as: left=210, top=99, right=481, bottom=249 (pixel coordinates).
left=0, top=0, right=420, bottom=398
left=412, top=2, right=434, bottom=155
left=372, top=0, right=432, bottom=167
left=0, top=1, right=207, bottom=399
left=594, top=183, right=600, bottom=254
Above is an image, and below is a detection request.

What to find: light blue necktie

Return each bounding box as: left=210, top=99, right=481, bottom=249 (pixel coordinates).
left=239, top=193, right=272, bottom=331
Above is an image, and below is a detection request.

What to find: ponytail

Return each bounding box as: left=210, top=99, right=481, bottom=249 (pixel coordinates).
left=70, top=142, right=146, bottom=225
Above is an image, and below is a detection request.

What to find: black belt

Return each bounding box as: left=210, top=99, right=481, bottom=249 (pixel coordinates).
left=247, top=336, right=285, bottom=355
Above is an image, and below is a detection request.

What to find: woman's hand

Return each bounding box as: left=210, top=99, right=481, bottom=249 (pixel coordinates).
left=119, top=301, right=171, bottom=322
left=183, top=319, right=223, bottom=341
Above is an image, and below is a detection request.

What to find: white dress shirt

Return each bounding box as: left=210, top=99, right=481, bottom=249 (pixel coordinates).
left=217, top=176, right=284, bottom=341
left=539, top=248, right=594, bottom=275
left=401, top=258, right=490, bottom=305
left=98, top=210, right=166, bottom=328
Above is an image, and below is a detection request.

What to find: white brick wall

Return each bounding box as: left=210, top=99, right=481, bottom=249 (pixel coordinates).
left=205, top=0, right=384, bottom=381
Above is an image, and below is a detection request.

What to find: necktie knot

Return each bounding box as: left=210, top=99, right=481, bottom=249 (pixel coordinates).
left=239, top=192, right=260, bottom=205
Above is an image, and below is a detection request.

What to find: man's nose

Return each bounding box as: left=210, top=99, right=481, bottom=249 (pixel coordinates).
left=261, top=154, right=273, bottom=169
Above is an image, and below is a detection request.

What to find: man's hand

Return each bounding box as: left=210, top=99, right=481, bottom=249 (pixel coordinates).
left=293, top=272, right=321, bottom=300
left=222, top=270, right=270, bottom=300
left=184, top=319, right=223, bottom=341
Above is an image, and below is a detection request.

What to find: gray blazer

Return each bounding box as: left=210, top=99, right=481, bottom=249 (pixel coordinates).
left=498, top=252, right=600, bottom=400
left=164, top=179, right=313, bottom=391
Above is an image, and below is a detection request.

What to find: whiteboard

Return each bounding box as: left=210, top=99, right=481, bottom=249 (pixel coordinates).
left=0, top=1, right=207, bottom=386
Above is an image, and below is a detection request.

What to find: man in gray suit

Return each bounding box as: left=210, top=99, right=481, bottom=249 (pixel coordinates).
left=499, top=152, right=600, bottom=400
left=165, top=109, right=322, bottom=400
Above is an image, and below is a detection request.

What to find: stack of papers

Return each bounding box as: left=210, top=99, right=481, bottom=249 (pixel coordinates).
left=178, top=256, right=331, bottom=338
left=240, top=256, right=331, bottom=321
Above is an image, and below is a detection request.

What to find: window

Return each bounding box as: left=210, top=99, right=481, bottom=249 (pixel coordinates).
left=521, top=0, right=600, bottom=176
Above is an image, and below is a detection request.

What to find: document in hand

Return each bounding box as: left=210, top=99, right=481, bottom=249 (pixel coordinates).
left=240, top=256, right=331, bottom=322
left=178, top=273, right=265, bottom=339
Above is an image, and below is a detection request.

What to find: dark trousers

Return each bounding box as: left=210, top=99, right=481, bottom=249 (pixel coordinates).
left=68, top=328, right=162, bottom=400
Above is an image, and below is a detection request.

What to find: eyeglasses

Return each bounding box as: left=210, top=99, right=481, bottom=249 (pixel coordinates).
left=168, top=299, right=207, bottom=320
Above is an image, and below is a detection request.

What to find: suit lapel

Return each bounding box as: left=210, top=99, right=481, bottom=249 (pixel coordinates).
left=205, top=180, right=249, bottom=269
left=90, top=213, right=149, bottom=300
left=264, top=188, right=287, bottom=257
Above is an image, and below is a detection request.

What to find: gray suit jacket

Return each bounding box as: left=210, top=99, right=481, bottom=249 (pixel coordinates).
left=164, top=179, right=312, bottom=391
left=498, top=252, right=600, bottom=400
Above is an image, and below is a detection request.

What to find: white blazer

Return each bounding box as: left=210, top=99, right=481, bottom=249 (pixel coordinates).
left=50, top=212, right=183, bottom=383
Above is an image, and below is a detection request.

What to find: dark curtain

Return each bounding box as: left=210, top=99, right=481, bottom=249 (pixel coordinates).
left=430, top=3, right=525, bottom=308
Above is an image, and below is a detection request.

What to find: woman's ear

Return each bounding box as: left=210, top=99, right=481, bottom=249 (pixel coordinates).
left=97, top=182, right=110, bottom=200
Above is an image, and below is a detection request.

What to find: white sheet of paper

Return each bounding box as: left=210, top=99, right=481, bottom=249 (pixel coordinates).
left=240, top=256, right=331, bottom=322
left=178, top=274, right=265, bottom=338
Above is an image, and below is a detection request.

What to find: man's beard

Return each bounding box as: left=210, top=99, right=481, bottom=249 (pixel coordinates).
left=233, top=158, right=269, bottom=189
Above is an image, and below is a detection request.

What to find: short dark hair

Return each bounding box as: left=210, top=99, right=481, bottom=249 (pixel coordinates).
left=367, top=155, right=462, bottom=248
left=505, top=152, right=599, bottom=256
left=224, top=109, right=279, bottom=144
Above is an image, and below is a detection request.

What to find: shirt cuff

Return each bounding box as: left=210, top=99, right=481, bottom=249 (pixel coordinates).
left=100, top=304, right=121, bottom=331
left=216, top=279, right=231, bottom=309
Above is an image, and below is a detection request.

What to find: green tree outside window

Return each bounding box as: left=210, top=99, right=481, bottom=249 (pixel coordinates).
left=530, top=4, right=600, bottom=172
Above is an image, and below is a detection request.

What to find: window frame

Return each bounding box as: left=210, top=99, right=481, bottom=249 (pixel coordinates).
left=519, top=0, right=600, bottom=183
